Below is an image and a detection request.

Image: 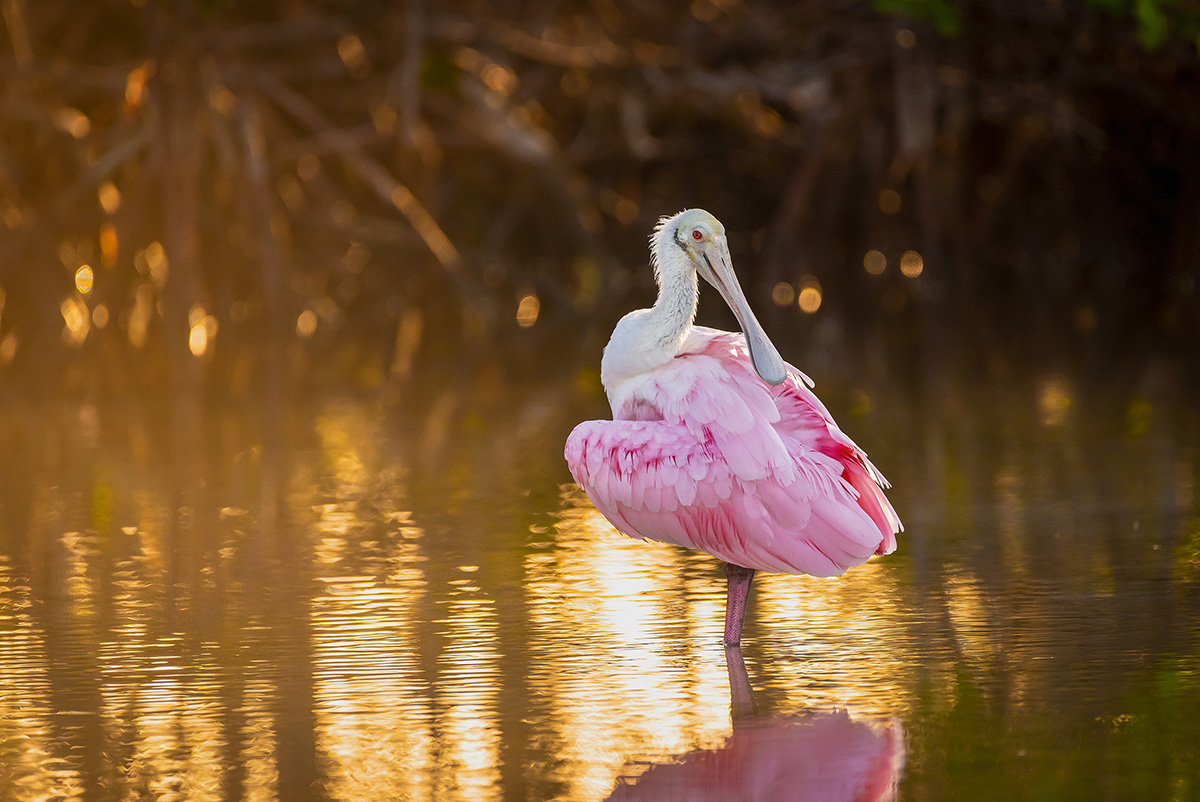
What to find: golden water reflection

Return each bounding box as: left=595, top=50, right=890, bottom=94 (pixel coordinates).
left=0, top=393, right=1195, bottom=801
left=0, top=478, right=917, bottom=802
left=608, top=711, right=903, bottom=801
left=0, top=558, right=59, bottom=800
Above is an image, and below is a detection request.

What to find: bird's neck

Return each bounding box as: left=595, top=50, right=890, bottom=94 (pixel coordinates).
left=599, top=253, right=698, bottom=396
left=647, top=247, right=699, bottom=348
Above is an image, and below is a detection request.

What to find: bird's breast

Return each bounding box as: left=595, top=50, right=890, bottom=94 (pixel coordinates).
left=606, top=371, right=670, bottom=422
left=615, top=396, right=665, bottom=422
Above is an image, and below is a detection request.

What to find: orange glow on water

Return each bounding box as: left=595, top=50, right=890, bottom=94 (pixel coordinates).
left=308, top=408, right=442, bottom=800
left=127, top=283, right=154, bottom=348
left=189, top=322, right=208, bottom=356
left=188, top=305, right=218, bottom=357
left=752, top=562, right=918, bottom=716
left=139, top=241, right=168, bottom=287
left=535, top=496, right=731, bottom=799
left=0, top=397, right=1184, bottom=802
left=98, top=181, right=121, bottom=214
left=61, top=296, right=89, bottom=344
left=100, top=224, right=119, bottom=267
left=0, top=559, right=60, bottom=799
left=75, top=265, right=94, bottom=294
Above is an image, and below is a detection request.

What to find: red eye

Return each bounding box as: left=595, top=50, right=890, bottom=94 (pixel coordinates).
left=691, top=229, right=703, bottom=241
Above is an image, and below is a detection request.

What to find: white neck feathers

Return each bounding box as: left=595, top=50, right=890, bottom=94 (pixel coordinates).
left=600, top=222, right=699, bottom=393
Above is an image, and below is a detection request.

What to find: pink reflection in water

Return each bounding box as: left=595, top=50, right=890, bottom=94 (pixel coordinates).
left=608, top=712, right=904, bottom=802
left=607, top=647, right=904, bottom=801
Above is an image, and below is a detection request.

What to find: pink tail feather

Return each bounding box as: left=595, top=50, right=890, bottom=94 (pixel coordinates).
left=842, top=464, right=900, bottom=555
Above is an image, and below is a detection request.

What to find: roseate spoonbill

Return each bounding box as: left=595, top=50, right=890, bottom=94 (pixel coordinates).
left=565, top=209, right=901, bottom=645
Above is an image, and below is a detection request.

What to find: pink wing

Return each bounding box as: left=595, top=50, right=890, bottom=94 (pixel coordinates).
left=564, top=332, right=900, bottom=577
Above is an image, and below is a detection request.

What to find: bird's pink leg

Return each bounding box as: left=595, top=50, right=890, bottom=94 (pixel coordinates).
left=723, top=564, right=756, bottom=645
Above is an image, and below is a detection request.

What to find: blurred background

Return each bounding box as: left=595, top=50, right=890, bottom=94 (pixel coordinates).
left=1, top=1, right=1199, bottom=800
left=2, top=0, right=1199, bottom=421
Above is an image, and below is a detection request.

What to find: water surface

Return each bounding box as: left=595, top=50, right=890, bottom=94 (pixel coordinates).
left=0, top=374, right=1196, bottom=801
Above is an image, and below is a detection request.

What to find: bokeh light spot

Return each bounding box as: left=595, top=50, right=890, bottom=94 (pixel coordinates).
left=337, top=34, right=370, bottom=79
left=75, top=265, right=94, bottom=294
left=189, top=323, right=207, bottom=356
left=900, top=251, right=924, bottom=277
left=61, top=297, right=90, bottom=345
left=878, top=189, right=902, bottom=215
left=1039, top=379, right=1071, bottom=427
left=482, top=63, right=518, bottom=96
left=297, top=309, right=318, bottom=338
left=0, top=334, right=16, bottom=364
left=53, top=107, right=91, bottom=139
left=207, top=84, right=237, bottom=116
left=863, top=250, right=887, bottom=275
left=98, top=182, right=121, bottom=214
left=124, top=61, right=152, bottom=112
left=127, top=284, right=154, bottom=348
left=797, top=277, right=823, bottom=314
left=139, top=241, right=168, bottom=287
left=516, top=293, right=540, bottom=328
left=613, top=197, right=639, bottom=225
left=100, top=224, right=118, bottom=267
left=188, top=305, right=218, bottom=357
left=771, top=282, right=796, bottom=306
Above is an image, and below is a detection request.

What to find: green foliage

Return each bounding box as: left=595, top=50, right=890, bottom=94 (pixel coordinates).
left=1132, top=0, right=1171, bottom=48
left=873, top=0, right=960, bottom=36
left=874, top=0, right=1200, bottom=49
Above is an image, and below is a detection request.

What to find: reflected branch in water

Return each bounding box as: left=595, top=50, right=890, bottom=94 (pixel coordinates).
left=607, top=647, right=905, bottom=801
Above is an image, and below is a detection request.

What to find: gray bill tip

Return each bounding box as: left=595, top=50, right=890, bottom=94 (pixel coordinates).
left=746, top=330, right=787, bottom=385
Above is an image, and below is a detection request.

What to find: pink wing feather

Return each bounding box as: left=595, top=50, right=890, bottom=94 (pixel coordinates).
left=565, top=331, right=900, bottom=577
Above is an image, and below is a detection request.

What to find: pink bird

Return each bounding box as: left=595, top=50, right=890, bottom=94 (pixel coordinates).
left=565, top=209, right=901, bottom=645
